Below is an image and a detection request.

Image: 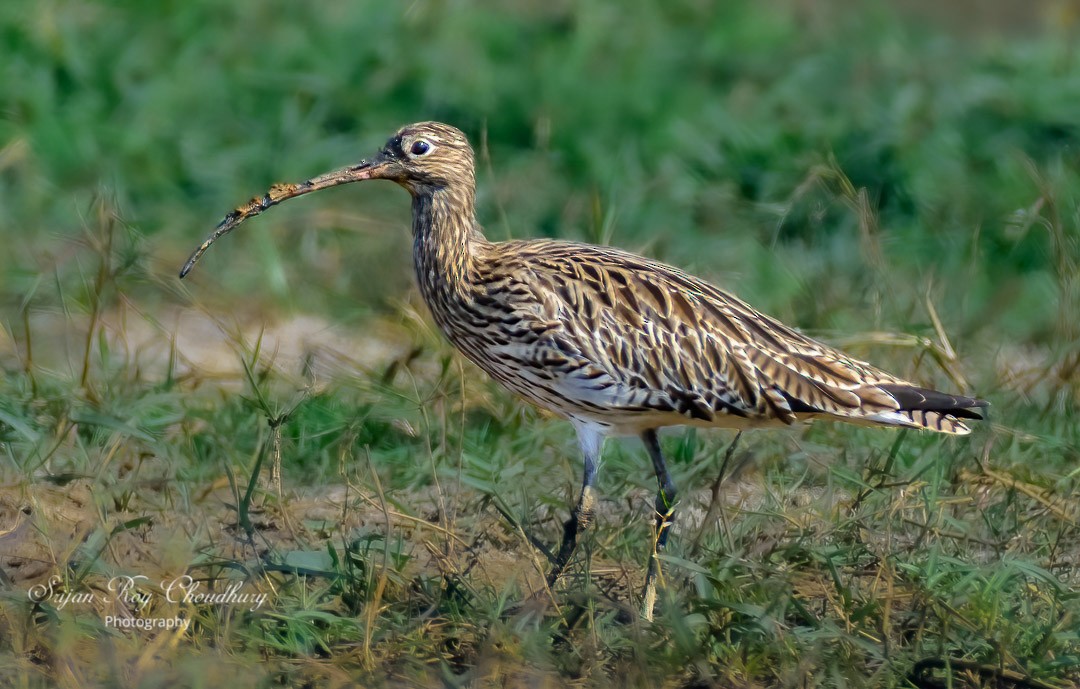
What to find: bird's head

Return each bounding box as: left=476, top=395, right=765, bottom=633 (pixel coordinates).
left=179, top=121, right=475, bottom=278
left=368, top=121, right=475, bottom=194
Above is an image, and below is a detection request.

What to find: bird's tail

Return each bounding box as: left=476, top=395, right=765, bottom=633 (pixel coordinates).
left=862, top=384, right=988, bottom=435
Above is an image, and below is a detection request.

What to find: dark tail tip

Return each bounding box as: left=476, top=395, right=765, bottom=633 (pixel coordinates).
left=879, top=384, right=988, bottom=421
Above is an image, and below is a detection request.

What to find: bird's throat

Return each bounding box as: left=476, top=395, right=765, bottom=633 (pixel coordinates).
left=411, top=187, right=483, bottom=309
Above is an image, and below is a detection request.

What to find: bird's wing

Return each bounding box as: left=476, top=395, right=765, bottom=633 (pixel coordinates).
left=479, top=240, right=984, bottom=434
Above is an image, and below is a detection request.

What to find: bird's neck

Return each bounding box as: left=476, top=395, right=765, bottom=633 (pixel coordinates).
left=411, top=185, right=486, bottom=308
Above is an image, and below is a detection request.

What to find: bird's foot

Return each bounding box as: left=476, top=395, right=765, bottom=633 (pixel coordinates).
left=640, top=505, right=675, bottom=621
left=546, top=486, right=597, bottom=587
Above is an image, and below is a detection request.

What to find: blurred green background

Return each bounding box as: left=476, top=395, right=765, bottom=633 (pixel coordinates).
left=1, top=1, right=1079, bottom=687
left=3, top=0, right=1078, bottom=458
left=3, top=0, right=1077, bottom=343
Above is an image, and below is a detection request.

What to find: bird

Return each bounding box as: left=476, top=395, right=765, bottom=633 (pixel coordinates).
left=180, top=121, right=987, bottom=620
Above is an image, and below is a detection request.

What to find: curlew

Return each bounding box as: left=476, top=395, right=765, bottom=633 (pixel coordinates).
left=180, top=121, right=986, bottom=619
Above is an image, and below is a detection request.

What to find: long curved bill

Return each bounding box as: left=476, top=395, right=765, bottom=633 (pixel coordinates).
left=179, top=158, right=389, bottom=278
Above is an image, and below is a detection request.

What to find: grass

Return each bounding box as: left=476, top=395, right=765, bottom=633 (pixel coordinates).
left=1, top=0, right=1079, bottom=687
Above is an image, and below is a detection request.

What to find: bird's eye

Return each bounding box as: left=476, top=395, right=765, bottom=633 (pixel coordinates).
left=410, top=140, right=432, bottom=156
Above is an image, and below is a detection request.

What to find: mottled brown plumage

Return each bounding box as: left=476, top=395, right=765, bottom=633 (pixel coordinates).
left=181, top=121, right=986, bottom=619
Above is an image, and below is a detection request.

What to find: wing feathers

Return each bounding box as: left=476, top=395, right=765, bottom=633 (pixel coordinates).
left=473, top=240, right=986, bottom=436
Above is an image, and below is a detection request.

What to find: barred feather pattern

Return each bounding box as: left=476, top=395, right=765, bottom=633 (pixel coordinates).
left=400, top=122, right=986, bottom=437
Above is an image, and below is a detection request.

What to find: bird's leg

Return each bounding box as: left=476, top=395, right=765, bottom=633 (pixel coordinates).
left=546, top=422, right=605, bottom=587
left=641, top=428, right=677, bottom=621
left=546, top=456, right=597, bottom=586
